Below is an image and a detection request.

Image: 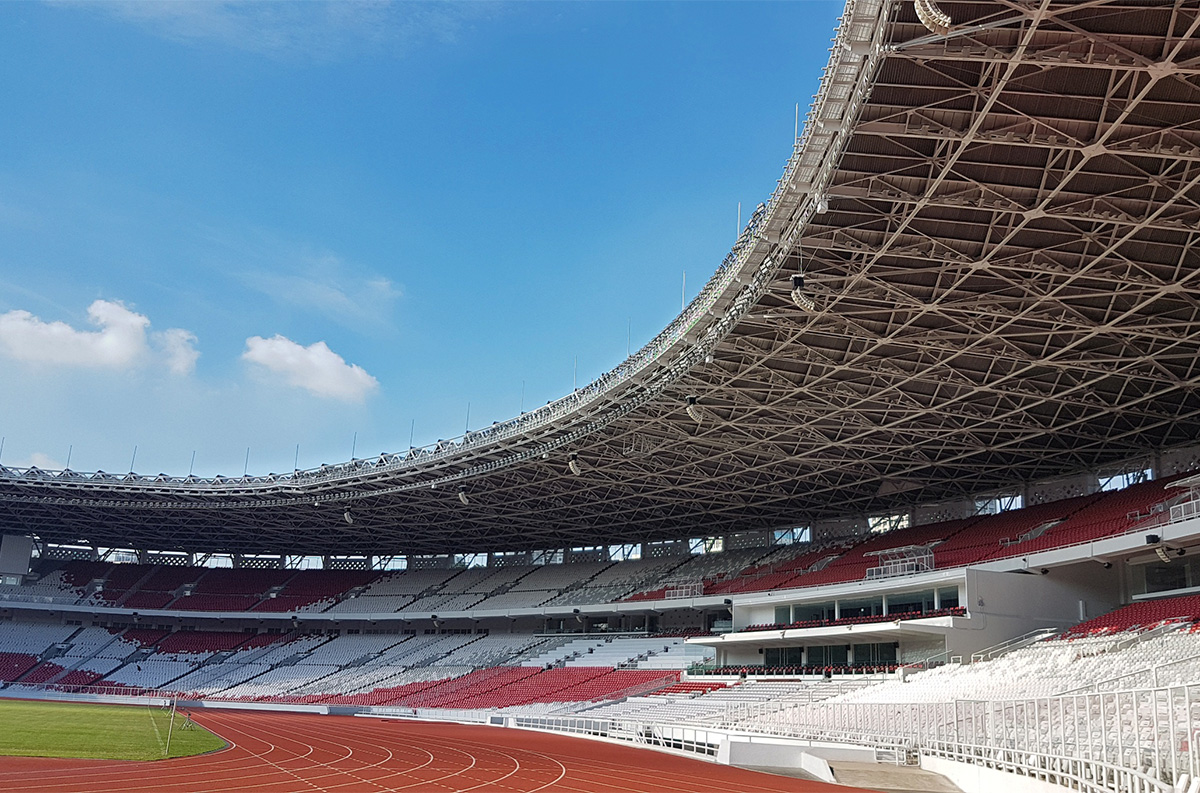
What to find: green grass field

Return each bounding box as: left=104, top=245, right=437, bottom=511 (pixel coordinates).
left=0, top=699, right=226, bottom=761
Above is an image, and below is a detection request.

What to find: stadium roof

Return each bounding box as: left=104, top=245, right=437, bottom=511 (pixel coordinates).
left=3, top=0, right=1199, bottom=556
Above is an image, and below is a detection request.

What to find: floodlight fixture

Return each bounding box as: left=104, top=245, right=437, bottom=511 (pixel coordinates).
left=568, top=453, right=583, bottom=477
left=914, top=0, right=953, bottom=35
left=457, top=486, right=470, bottom=506
left=791, top=274, right=816, bottom=311
left=685, top=396, right=706, bottom=424
left=343, top=509, right=354, bottom=525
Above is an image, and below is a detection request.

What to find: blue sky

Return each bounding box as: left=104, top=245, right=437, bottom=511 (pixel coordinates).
left=0, top=0, right=842, bottom=477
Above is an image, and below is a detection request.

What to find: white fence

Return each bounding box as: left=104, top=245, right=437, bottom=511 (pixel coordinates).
left=512, top=715, right=725, bottom=757
left=511, top=683, right=1199, bottom=793
left=723, top=685, right=1198, bottom=793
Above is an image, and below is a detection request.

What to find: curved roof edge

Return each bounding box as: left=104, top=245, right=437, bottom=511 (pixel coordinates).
left=0, top=0, right=892, bottom=504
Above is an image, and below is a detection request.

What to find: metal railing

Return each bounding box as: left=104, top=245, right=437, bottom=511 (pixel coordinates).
left=510, top=680, right=1193, bottom=793
left=971, top=627, right=1060, bottom=663
left=512, top=715, right=724, bottom=757
left=712, top=684, right=1197, bottom=793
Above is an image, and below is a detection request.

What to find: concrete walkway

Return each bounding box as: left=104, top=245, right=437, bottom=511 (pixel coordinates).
left=745, top=761, right=963, bottom=793
left=828, top=761, right=963, bottom=793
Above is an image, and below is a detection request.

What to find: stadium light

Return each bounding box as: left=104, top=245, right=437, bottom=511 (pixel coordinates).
left=685, top=396, right=707, bottom=424
left=457, top=486, right=470, bottom=506
left=791, top=274, right=816, bottom=311
left=342, top=509, right=354, bottom=525
left=914, top=0, right=953, bottom=35
left=1153, top=545, right=1187, bottom=564
left=568, top=453, right=583, bottom=476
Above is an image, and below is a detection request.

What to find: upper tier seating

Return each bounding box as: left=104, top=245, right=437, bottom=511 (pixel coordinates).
left=704, top=543, right=854, bottom=595
left=251, top=570, right=378, bottom=613
left=988, top=475, right=1188, bottom=558
left=191, top=568, right=292, bottom=595
left=929, top=496, right=1101, bottom=568
left=321, top=568, right=460, bottom=614
left=544, top=558, right=687, bottom=606
left=1, top=475, right=1186, bottom=624
left=0, top=568, right=83, bottom=604
left=1064, top=592, right=1200, bottom=636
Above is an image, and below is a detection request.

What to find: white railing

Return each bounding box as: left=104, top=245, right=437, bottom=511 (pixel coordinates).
left=724, top=685, right=1196, bottom=793
left=1171, top=498, right=1200, bottom=525
left=664, top=582, right=705, bottom=599
left=512, top=681, right=1198, bottom=793
left=513, top=715, right=724, bottom=757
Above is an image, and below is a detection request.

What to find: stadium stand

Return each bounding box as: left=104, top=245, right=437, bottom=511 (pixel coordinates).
left=0, top=477, right=1188, bottom=622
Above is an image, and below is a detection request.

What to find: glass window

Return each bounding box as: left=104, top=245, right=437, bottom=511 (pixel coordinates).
left=888, top=591, right=933, bottom=615
left=937, top=587, right=960, bottom=608
left=794, top=602, right=834, bottom=622
left=839, top=597, right=883, bottom=618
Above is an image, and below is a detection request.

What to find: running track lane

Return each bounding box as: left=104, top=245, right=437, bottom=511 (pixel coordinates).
left=0, top=710, right=870, bottom=793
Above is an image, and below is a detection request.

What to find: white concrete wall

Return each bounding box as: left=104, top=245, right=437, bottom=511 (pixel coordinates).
left=923, top=754, right=1072, bottom=793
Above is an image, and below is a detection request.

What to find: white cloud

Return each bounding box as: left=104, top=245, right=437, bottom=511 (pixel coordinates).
left=0, top=299, right=198, bottom=375
left=242, top=334, right=378, bottom=402
left=154, top=328, right=201, bottom=376
left=10, top=452, right=64, bottom=471
left=242, top=254, right=401, bottom=335
left=56, top=1, right=498, bottom=62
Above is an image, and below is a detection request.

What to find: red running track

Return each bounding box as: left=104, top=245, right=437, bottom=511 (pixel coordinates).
left=0, top=710, right=866, bottom=793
